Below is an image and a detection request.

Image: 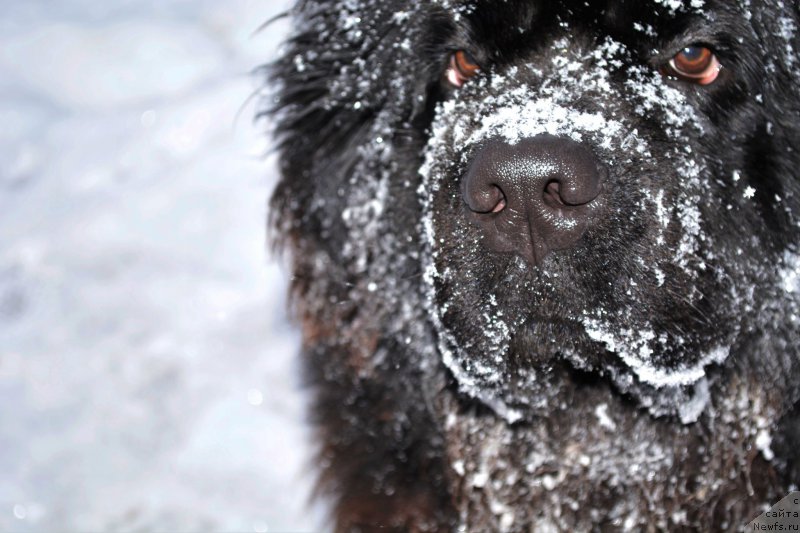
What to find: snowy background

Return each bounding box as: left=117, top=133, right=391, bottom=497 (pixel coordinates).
left=0, top=1, right=324, bottom=531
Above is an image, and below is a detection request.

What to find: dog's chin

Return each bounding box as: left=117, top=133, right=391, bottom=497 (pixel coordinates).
left=439, top=307, right=724, bottom=425
left=444, top=338, right=631, bottom=425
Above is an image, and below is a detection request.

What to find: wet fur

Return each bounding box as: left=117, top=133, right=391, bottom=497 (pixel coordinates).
left=268, top=0, right=800, bottom=530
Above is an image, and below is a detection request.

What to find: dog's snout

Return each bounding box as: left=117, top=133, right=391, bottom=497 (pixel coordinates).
left=462, top=134, right=606, bottom=265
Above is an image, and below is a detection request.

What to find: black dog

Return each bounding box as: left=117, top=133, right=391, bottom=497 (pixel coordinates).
left=268, top=0, right=800, bottom=530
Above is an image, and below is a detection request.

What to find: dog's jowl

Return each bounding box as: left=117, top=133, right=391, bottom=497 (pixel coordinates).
left=268, top=0, right=800, bottom=530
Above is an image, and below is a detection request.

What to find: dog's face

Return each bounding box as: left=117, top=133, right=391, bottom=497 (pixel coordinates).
left=272, top=0, right=800, bottom=527
left=272, top=0, right=800, bottom=423
left=420, top=0, right=799, bottom=420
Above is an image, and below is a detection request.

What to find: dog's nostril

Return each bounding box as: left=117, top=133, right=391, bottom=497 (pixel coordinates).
left=465, top=183, right=507, bottom=214
left=491, top=187, right=507, bottom=213
left=543, top=179, right=601, bottom=208
left=543, top=180, right=566, bottom=208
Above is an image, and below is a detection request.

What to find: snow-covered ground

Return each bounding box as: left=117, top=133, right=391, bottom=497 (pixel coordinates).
left=0, top=1, right=324, bottom=531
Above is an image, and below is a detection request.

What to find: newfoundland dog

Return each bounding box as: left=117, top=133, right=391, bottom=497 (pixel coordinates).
left=267, top=0, right=800, bottom=530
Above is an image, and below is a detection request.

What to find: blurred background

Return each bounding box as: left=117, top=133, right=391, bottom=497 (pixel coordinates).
left=0, top=1, right=324, bottom=531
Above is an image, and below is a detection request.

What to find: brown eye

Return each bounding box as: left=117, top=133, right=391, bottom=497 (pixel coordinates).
left=664, top=46, right=721, bottom=85
left=446, top=50, right=481, bottom=88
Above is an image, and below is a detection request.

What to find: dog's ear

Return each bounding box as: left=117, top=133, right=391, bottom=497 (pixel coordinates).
left=266, top=3, right=463, bottom=245
left=732, top=2, right=800, bottom=246
left=265, top=3, right=374, bottom=249
left=747, top=1, right=800, bottom=88
left=266, top=5, right=408, bottom=225
left=263, top=2, right=447, bottom=336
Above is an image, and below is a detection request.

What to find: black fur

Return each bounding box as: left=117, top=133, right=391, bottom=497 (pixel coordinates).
left=267, top=0, right=800, bottom=530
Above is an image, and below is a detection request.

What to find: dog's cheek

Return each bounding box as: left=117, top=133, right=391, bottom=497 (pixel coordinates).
left=422, top=139, right=516, bottom=385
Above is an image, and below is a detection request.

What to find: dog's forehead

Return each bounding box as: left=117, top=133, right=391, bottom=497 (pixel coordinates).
left=460, top=0, right=731, bottom=43
left=464, top=0, right=722, bottom=18
left=443, top=0, right=758, bottom=66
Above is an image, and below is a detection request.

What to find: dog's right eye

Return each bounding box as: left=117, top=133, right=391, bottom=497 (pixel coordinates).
left=445, top=50, right=481, bottom=88
left=662, top=46, right=722, bottom=85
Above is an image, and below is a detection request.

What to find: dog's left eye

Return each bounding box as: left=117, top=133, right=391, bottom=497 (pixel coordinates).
left=445, top=50, right=481, bottom=88
left=663, top=46, right=722, bottom=85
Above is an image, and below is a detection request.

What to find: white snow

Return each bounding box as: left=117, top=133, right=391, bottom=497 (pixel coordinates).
left=594, top=403, right=617, bottom=431
left=677, top=377, right=710, bottom=424
left=653, top=0, right=684, bottom=14
left=755, top=429, right=775, bottom=461
left=0, top=1, right=323, bottom=531
left=781, top=250, right=800, bottom=294
left=459, top=97, right=625, bottom=150
left=778, top=13, right=798, bottom=69
left=0, top=23, right=227, bottom=110
left=583, top=316, right=729, bottom=389
left=652, top=0, right=704, bottom=14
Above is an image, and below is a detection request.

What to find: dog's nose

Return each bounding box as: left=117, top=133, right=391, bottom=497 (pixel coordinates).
left=462, top=135, right=606, bottom=266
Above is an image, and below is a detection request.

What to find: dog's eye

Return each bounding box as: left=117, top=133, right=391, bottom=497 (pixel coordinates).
left=663, top=46, right=721, bottom=85
left=445, top=50, right=481, bottom=88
